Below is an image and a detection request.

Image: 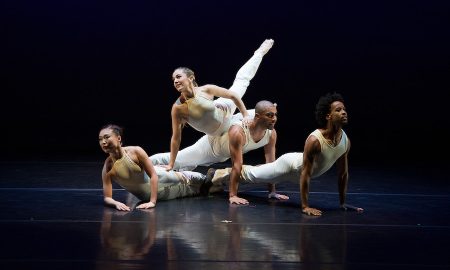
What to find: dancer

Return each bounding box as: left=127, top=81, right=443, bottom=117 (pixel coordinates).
left=166, top=39, right=274, bottom=171
left=99, top=124, right=207, bottom=211
left=208, top=93, right=364, bottom=215
left=151, top=100, right=289, bottom=201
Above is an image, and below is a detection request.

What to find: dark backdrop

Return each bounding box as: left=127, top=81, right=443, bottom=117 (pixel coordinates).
left=2, top=0, right=450, bottom=167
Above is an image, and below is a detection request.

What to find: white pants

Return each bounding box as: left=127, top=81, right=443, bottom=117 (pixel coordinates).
left=212, top=52, right=264, bottom=136
left=215, top=53, right=264, bottom=115
left=213, top=153, right=303, bottom=186
left=154, top=166, right=206, bottom=200
left=151, top=110, right=256, bottom=171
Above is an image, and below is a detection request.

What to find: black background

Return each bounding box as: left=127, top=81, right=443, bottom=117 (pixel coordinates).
left=2, top=0, right=449, bottom=167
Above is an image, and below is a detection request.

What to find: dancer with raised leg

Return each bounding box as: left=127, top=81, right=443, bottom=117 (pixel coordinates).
left=152, top=39, right=285, bottom=199
left=164, top=39, right=274, bottom=171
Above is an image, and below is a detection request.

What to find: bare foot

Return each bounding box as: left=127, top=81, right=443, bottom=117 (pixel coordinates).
left=268, top=192, right=289, bottom=200
left=255, top=39, right=274, bottom=56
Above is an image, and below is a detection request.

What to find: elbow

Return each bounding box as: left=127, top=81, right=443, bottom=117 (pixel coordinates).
left=231, top=163, right=242, bottom=174
left=171, top=135, right=181, bottom=146
left=339, top=170, right=348, bottom=181
left=229, top=93, right=240, bottom=103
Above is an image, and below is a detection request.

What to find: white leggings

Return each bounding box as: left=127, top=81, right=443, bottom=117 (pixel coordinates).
left=150, top=110, right=255, bottom=171
left=212, top=53, right=264, bottom=136
left=151, top=135, right=227, bottom=171
left=215, top=53, right=263, bottom=113
left=155, top=166, right=206, bottom=200
left=213, top=153, right=303, bottom=186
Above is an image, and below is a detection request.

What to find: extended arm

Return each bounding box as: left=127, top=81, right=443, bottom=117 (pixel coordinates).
left=102, top=160, right=130, bottom=211
left=135, top=146, right=159, bottom=209
left=203, top=84, right=249, bottom=118
left=263, top=130, right=289, bottom=200
left=228, top=126, right=248, bottom=204
left=336, top=140, right=363, bottom=212
left=300, top=136, right=322, bottom=216
left=168, top=104, right=184, bottom=171
left=263, top=129, right=277, bottom=163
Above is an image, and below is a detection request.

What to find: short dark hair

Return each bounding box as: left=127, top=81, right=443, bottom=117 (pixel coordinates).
left=101, top=124, right=124, bottom=137
left=315, top=92, right=344, bottom=128
left=255, top=100, right=276, bottom=114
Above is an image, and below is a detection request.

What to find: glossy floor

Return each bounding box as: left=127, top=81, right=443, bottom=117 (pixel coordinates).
left=0, top=161, right=449, bottom=270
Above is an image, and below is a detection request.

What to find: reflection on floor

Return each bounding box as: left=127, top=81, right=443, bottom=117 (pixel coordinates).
left=0, top=161, right=449, bottom=270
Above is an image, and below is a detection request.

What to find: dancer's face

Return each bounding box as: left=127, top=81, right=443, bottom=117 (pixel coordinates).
left=259, top=106, right=278, bottom=130
left=172, top=69, right=193, bottom=92
left=98, top=128, right=121, bottom=153
left=327, top=101, right=348, bottom=126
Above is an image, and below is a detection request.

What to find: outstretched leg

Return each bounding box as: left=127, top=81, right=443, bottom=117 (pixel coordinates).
left=215, top=39, right=274, bottom=114
left=241, top=153, right=301, bottom=183
left=209, top=152, right=302, bottom=187
left=156, top=168, right=207, bottom=200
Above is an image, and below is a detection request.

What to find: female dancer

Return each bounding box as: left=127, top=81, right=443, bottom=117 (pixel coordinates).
left=165, top=39, right=274, bottom=171
left=99, top=124, right=207, bottom=211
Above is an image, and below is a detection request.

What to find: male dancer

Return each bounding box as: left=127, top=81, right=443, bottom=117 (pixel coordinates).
left=208, top=93, right=363, bottom=215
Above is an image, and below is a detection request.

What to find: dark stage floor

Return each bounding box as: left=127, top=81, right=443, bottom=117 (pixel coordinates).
left=0, top=161, right=449, bottom=270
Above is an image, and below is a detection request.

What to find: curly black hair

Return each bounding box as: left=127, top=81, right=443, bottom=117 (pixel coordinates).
left=315, top=92, right=344, bottom=128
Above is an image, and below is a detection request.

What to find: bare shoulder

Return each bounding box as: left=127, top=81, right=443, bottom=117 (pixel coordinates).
left=200, top=84, right=219, bottom=91
left=305, top=132, right=319, bottom=143
left=304, top=135, right=321, bottom=152
left=228, top=125, right=245, bottom=146
left=103, top=156, right=113, bottom=173
left=198, top=84, right=218, bottom=98
left=125, top=146, right=146, bottom=155
left=171, top=100, right=188, bottom=120
left=270, top=128, right=277, bottom=138
left=172, top=101, right=183, bottom=111
left=229, top=124, right=244, bottom=137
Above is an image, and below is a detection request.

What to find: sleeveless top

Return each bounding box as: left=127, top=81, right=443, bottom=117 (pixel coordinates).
left=210, top=122, right=273, bottom=157
left=177, top=89, right=231, bottom=137
left=110, top=151, right=198, bottom=201
left=309, top=129, right=349, bottom=178
left=110, top=151, right=151, bottom=201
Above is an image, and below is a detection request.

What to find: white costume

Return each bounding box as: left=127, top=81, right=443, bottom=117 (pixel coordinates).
left=151, top=119, right=273, bottom=171
left=110, top=152, right=206, bottom=201
left=179, top=51, right=265, bottom=137
left=211, top=129, right=349, bottom=185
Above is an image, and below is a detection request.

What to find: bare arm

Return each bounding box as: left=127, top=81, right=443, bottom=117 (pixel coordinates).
left=228, top=125, right=248, bottom=204
left=168, top=104, right=184, bottom=171
left=263, top=130, right=288, bottom=200
left=336, top=140, right=349, bottom=206
left=203, top=84, right=249, bottom=118
left=134, top=146, right=159, bottom=208
left=263, top=129, right=277, bottom=163
left=102, top=159, right=130, bottom=211
left=300, top=136, right=322, bottom=216
left=336, top=139, right=362, bottom=212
